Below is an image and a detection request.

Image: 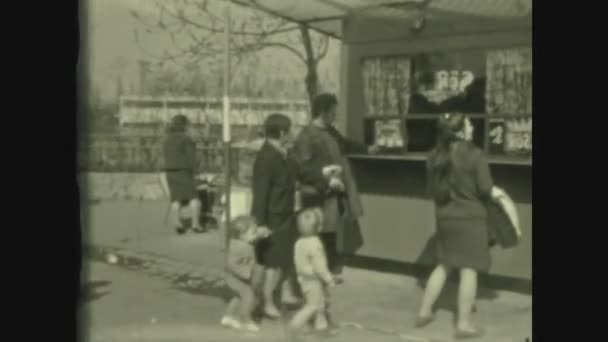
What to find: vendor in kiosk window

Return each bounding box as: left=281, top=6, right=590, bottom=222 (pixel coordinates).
left=292, top=93, right=378, bottom=281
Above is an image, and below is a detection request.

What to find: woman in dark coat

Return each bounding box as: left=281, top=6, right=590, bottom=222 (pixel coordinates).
left=162, top=114, right=203, bottom=234
left=250, top=113, right=299, bottom=318
left=416, top=113, right=506, bottom=339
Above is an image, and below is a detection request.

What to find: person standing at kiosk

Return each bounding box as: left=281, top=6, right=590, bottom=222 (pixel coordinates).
left=293, top=93, right=376, bottom=280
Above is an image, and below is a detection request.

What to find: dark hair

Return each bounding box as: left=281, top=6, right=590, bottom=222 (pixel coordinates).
left=312, top=93, right=338, bottom=118
left=229, top=215, right=256, bottom=239
left=264, top=113, right=291, bottom=139
left=428, top=113, right=467, bottom=205
left=167, top=114, right=190, bottom=133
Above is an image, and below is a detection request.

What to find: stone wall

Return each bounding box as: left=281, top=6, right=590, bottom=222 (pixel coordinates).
left=79, top=172, right=169, bottom=201
left=78, top=172, right=255, bottom=220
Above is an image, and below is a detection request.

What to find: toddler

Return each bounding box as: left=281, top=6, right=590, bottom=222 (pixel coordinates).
left=290, top=208, right=337, bottom=334
left=221, top=215, right=271, bottom=332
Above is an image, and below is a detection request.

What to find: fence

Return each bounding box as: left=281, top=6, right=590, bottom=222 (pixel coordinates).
left=79, top=134, right=263, bottom=189
left=79, top=96, right=309, bottom=178
left=118, top=96, right=310, bottom=126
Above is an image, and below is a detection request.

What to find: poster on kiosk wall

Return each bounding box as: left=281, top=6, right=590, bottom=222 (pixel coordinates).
left=409, top=50, right=486, bottom=114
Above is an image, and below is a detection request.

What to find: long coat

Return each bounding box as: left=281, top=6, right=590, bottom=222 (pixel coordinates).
left=250, top=142, right=298, bottom=268
left=292, top=124, right=366, bottom=254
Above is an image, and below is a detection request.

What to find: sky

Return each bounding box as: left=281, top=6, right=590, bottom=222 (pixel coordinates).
left=83, top=0, right=341, bottom=103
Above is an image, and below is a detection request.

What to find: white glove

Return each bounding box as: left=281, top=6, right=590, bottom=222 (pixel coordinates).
left=322, top=165, right=342, bottom=178
left=256, top=226, right=272, bottom=238
left=329, top=177, right=345, bottom=193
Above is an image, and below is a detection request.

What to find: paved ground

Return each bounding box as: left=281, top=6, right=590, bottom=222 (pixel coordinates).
left=81, top=262, right=420, bottom=342
left=80, top=200, right=532, bottom=342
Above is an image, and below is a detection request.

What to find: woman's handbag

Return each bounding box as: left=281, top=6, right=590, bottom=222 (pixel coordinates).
left=487, top=191, right=522, bottom=249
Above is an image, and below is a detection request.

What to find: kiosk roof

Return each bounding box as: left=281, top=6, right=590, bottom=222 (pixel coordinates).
left=231, top=0, right=532, bottom=39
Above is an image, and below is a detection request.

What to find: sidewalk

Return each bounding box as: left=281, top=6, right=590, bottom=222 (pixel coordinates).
left=81, top=200, right=532, bottom=342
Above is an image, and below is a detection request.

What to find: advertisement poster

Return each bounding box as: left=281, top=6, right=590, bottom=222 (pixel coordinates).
left=410, top=50, right=486, bottom=114
left=488, top=117, right=532, bottom=155
left=374, top=119, right=404, bottom=149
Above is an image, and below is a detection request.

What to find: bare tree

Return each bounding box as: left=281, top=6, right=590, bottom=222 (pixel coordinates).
left=130, top=0, right=329, bottom=103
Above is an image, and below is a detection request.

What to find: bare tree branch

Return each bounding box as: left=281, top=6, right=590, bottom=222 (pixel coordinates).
left=299, top=25, right=316, bottom=69
left=314, top=36, right=330, bottom=63
left=152, top=1, right=298, bottom=37
left=131, top=0, right=330, bottom=102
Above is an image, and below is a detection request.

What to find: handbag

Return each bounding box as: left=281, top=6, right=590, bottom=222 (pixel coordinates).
left=487, top=199, right=520, bottom=249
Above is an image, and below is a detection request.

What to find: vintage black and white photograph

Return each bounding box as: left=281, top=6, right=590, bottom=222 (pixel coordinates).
left=78, top=1, right=532, bottom=341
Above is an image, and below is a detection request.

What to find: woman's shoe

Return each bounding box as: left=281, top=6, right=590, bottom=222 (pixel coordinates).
left=220, top=316, right=241, bottom=329
left=455, top=326, right=485, bottom=339
left=175, top=226, right=187, bottom=235
left=263, top=306, right=281, bottom=319
left=414, top=314, right=435, bottom=328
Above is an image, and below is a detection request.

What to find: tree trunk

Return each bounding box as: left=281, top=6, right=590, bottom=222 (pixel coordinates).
left=299, top=25, right=319, bottom=107
left=305, top=70, right=318, bottom=106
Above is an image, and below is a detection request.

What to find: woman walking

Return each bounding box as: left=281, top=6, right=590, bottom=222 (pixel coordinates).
left=251, top=113, right=300, bottom=318
left=162, top=114, right=204, bottom=234
left=416, top=113, right=506, bottom=339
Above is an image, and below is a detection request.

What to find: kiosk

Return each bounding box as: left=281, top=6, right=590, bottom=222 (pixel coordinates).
left=234, top=0, right=532, bottom=281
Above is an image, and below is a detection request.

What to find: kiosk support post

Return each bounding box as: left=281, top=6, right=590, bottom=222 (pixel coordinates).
left=222, top=3, right=232, bottom=249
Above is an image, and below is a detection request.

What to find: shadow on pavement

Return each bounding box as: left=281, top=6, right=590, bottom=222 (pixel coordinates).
left=169, top=276, right=233, bottom=303
left=80, top=280, right=112, bottom=304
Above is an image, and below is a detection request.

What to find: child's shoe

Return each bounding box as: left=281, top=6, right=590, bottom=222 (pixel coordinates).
left=314, top=315, right=329, bottom=331
left=263, top=305, right=282, bottom=319
left=241, top=322, right=260, bottom=332
left=220, top=316, right=241, bottom=329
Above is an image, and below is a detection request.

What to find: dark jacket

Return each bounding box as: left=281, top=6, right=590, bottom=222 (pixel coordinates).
left=250, top=142, right=298, bottom=229
left=427, top=142, right=493, bottom=220
left=293, top=124, right=367, bottom=196
left=163, top=133, right=197, bottom=172
left=292, top=124, right=366, bottom=254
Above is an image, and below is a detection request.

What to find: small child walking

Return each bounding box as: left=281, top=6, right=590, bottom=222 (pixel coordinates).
left=221, top=215, right=271, bottom=332
left=289, top=208, right=337, bottom=334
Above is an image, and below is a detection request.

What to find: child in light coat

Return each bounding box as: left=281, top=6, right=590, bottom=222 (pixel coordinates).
left=289, top=208, right=337, bottom=334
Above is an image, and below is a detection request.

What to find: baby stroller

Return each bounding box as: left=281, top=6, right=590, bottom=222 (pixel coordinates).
left=175, top=175, right=219, bottom=233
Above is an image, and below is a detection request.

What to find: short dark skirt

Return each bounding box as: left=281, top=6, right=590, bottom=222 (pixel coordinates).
left=435, top=218, right=491, bottom=272
left=255, top=214, right=296, bottom=270
left=166, top=170, right=197, bottom=203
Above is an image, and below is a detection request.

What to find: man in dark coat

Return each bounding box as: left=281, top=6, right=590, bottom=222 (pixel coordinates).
left=292, top=93, right=378, bottom=279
